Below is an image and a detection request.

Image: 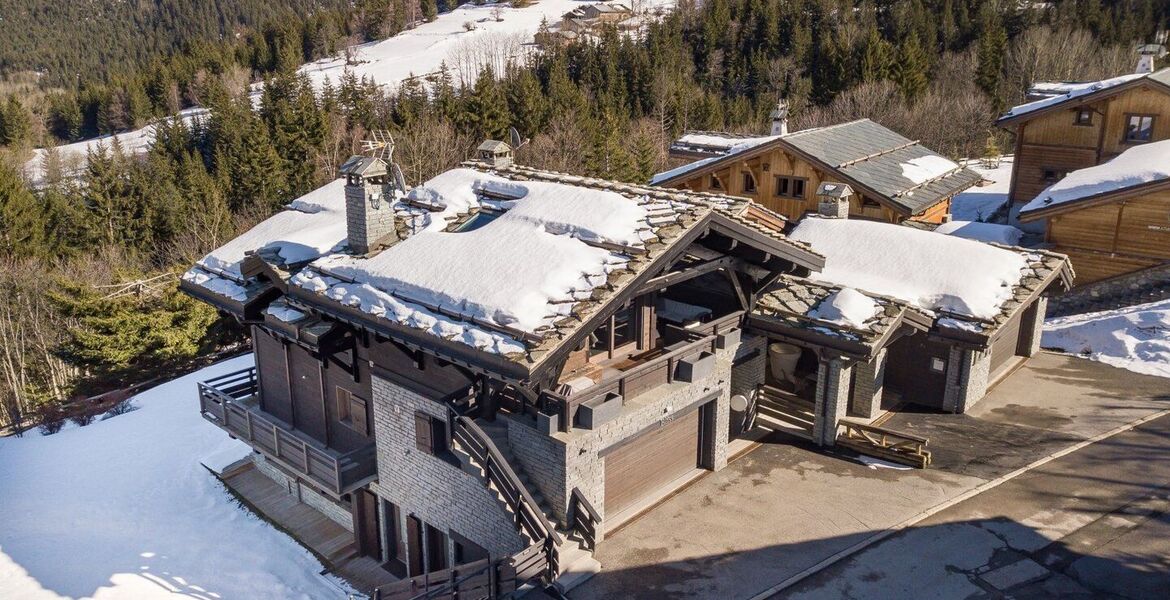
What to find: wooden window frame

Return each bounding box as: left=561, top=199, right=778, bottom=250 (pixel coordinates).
left=740, top=171, right=757, bottom=195
left=588, top=302, right=639, bottom=362
left=1040, top=167, right=1066, bottom=183
left=774, top=175, right=807, bottom=199
left=709, top=175, right=723, bottom=190
left=1072, top=108, right=1093, bottom=127
left=335, top=386, right=369, bottom=436
left=413, top=411, right=455, bottom=463
left=1123, top=113, right=1156, bottom=144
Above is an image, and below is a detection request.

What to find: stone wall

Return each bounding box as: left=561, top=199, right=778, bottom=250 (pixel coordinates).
left=1020, top=297, right=1047, bottom=357
left=368, top=376, right=527, bottom=561
left=345, top=182, right=397, bottom=254
left=812, top=358, right=852, bottom=446
left=251, top=452, right=353, bottom=531
left=729, top=332, right=767, bottom=439
left=1046, top=262, right=1170, bottom=317
left=849, top=349, right=886, bottom=420
left=942, top=346, right=991, bottom=414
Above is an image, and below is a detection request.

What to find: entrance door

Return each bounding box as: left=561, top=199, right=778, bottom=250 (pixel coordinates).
left=603, top=407, right=700, bottom=518
left=353, top=489, right=382, bottom=559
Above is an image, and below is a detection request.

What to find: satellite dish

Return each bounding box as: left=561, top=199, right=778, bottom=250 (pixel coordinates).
left=392, top=162, right=407, bottom=193
left=508, top=126, right=528, bottom=149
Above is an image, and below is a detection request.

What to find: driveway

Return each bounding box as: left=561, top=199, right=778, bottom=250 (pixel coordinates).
left=568, top=353, right=1170, bottom=599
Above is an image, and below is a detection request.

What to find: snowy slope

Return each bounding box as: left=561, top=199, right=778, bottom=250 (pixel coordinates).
left=0, top=356, right=352, bottom=600
left=298, top=0, right=673, bottom=93
left=21, top=108, right=209, bottom=187
left=951, top=156, right=1013, bottom=222
left=1042, top=299, right=1170, bottom=378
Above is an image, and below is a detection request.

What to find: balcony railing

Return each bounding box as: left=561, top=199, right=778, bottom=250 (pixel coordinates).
left=198, top=367, right=377, bottom=497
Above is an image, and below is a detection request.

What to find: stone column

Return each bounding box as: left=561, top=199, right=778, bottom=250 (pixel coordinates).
left=812, top=358, right=852, bottom=446
left=942, top=346, right=992, bottom=414
left=1020, top=297, right=1048, bottom=357
left=849, top=349, right=886, bottom=420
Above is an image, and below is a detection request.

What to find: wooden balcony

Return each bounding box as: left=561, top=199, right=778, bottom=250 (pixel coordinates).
left=197, top=367, right=377, bottom=497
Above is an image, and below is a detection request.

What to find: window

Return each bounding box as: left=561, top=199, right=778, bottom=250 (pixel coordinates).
left=589, top=304, right=637, bottom=359
left=930, top=357, right=946, bottom=373
left=1125, top=114, right=1156, bottom=143
left=861, top=197, right=882, bottom=209
left=741, top=172, right=757, bottom=194
left=1073, top=108, right=1093, bottom=126
left=1041, top=168, right=1066, bottom=183
left=709, top=175, right=723, bottom=190
left=336, top=387, right=369, bottom=435
left=414, top=412, right=448, bottom=455
left=774, top=176, right=806, bottom=199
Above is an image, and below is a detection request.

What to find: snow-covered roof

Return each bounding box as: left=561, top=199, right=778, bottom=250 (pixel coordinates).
left=185, top=161, right=821, bottom=374
left=951, top=157, right=1013, bottom=222
left=788, top=217, right=1070, bottom=337
left=999, top=68, right=1170, bottom=123
left=654, top=120, right=982, bottom=216
left=934, top=220, right=1023, bottom=245
left=1020, top=139, right=1170, bottom=216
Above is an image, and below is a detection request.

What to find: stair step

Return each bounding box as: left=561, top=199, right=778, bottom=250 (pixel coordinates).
left=757, top=405, right=815, bottom=427
left=756, top=413, right=814, bottom=437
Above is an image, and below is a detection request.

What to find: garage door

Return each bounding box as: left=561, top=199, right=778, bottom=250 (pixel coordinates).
left=989, top=309, right=1023, bottom=381
left=603, top=408, right=700, bottom=518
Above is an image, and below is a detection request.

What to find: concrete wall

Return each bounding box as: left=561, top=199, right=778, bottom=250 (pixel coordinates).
left=368, top=376, right=527, bottom=560
left=251, top=452, right=353, bottom=531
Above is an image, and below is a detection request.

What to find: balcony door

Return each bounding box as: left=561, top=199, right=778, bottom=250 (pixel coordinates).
left=288, top=344, right=328, bottom=443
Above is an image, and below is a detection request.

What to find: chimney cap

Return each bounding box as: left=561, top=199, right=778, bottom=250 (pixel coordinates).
left=769, top=100, right=789, bottom=120
left=477, top=140, right=512, bottom=154
left=816, top=182, right=854, bottom=199
left=340, top=155, right=388, bottom=178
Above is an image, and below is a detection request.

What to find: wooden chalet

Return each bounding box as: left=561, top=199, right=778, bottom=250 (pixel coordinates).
left=181, top=144, right=1070, bottom=599
left=997, top=67, right=1170, bottom=208
left=651, top=119, right=982, bottom=225
left=1016, top=139, right=1170, bottom=283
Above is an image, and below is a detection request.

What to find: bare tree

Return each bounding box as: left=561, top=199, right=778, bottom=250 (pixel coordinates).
left=1004, top=27, right=1134, bottom=105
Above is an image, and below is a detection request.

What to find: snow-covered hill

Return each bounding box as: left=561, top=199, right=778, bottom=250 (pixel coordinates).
left=1043, top=299, right=1170, bottom=378
left=0, top=355, right=351, bottom=599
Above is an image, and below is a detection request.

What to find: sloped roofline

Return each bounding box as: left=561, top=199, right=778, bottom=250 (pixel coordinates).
left=653, top=119, right=950, bottom=218
left=1017, top=176, right=1170, bottom=222
left=996, top=74, right=1170, bottom=128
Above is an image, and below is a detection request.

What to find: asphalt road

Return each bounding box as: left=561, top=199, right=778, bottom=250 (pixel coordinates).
left=778, top=411, right=1170, bottom=599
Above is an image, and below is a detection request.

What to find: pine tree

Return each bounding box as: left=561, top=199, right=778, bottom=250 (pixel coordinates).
left=631, top=132, right=659, bottom=184
left=421, top=0, right=438, bottom=22
left=507, top=68, right=549, bottom=139
left=0, top=96, right=32, bottom=147
left=975, top=5, right=1008, bottom=109
left=859, top=28, right=893, bottom=83
left=463, top=66, right=511, bottom=140
left=0, top=159, right=46, bottom=257
left=893, top=33, right=929, bottom=101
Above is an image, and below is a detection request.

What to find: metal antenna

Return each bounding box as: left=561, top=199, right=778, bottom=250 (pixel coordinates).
left=361, top=130, right=396, bottom=161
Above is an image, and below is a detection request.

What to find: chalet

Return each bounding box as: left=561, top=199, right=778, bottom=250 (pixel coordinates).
left=651, top=113, right=982, bottom=225
left=1016, top=139, right=1170, bottom=283
left=181, top=146, right=1070, bottom=598
left=996, top=67, right=1170, bottom=208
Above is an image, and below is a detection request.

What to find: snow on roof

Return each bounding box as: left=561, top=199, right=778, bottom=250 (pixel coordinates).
left=674, top=132, right=778, bottom=152
left=652, top=134, right=778, bottom=184
left=934, top=220, right=1023, bottom=245
left=1001, top=72, right=1148, bottom=120
left=808, top=288, right=880, bottom=329
left=789, top=217, right=1028, bottom=320
left=899, top=155, right=961, bottom=185
left=951, top=157, right=1013, bottom=221
left=1021, top=139, right=1170, bottom=213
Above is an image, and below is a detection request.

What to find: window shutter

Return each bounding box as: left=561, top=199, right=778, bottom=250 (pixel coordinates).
left=351, top=396, right=368, bottom=436
left=414, top=412, right=434, bottom=454
left=431, top=417, right=448, bottom=455
left=336, top=387, right=352, bottom=421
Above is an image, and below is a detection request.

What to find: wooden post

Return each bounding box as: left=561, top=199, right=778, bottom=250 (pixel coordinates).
left=272, top=423, right=281, bottom=458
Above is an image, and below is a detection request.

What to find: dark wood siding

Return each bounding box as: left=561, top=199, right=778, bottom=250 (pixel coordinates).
left=603, top=408, right=700, bottom=518
left=288, top=343, right=328, bottom=443
left=367, top=336, right=474, bottom=399
left=989, top=310, right=1024, bottom=381
left=322, top=347, right=372, bottom=453
left=254, top=326, right=293, bottom=424
left=884, top=335, right=949, bottom=409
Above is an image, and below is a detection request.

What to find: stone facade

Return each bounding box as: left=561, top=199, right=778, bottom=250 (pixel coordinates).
left=251, top=452, right=353, bottom=531
left=942, top=346, right=991, bottom=414
left=728, top=333, right=767, bottom=439
left=368, top=376, right=527, bottom=563
left=1020, top=296, right=1047, bottom=357
left=812, top=358, right=852, bottom=446
left=503, top=343, right=739, bottom=540
left=1046, top=263, right=1170, bottom=318
left=345, top=181, right=397, bottom=255
left=848, top=349, right=886, bottom=420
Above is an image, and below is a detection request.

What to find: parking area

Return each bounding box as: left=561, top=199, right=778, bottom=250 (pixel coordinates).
left=568, top=353, right=1170, bottom=600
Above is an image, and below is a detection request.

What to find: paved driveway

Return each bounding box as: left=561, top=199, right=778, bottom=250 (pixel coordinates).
left=568, top=353, right=1170, bottom=599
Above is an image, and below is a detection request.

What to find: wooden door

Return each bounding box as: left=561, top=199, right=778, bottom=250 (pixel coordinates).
left=406, top=515, right=424, bottom=576
left=603, top=408, right=700, bottom=518
left=382, top=500, right=407, bottom=577
left=353, top=490, right=382, bottom=559
left=288, top=344, right=328, bottom=443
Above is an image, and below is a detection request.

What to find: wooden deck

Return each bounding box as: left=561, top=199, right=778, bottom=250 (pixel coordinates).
left=221, top=462, right=398, bottom=594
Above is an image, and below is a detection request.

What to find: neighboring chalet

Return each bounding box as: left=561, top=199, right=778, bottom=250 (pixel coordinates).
left=652, top=111, right=982, bottom=225
left=1017, top=139, right=1170, bottom=283
left=996, top=67, right=1170, bottom=207
left=182, top=144, right=1070, bottom=598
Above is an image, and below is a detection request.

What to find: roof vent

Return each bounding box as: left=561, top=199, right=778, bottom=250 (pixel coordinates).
left=816, top=182, right=853, bottom=219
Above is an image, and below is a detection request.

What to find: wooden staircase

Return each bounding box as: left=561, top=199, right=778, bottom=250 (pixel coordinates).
left=754, top=385, right=815, bottom=440
left=467, top=420, right=602, bottom=592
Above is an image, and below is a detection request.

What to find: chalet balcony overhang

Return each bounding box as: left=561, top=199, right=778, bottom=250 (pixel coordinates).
left=197, top=367, right=377, bottom=498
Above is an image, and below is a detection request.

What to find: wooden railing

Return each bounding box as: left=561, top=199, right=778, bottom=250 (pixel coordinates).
left=372, top=541, right=554, bottom=600
left=569, top=488, right=601, bottom=552
left=549, top=311, right=744, bottom=432
left=836, top=419, right=932, bottom=469
left=452, top=416, right=561, bottom=550
left=197, top=367, right=378, bottom=496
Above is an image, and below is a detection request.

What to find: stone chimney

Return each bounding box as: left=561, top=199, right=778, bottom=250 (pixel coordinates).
left=477, top=139, right=514, bottom=168
left=816, top=182, right=853, bottom=219
left=769, top=100, right=790, bottom=136
left=340, top=155, right=397, bottom=255
left=1136, top=43, right=1166, bottom=74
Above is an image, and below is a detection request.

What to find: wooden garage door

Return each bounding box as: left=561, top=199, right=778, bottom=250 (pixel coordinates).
left=989, top=310, right=1023, bottom=380
left=604, top=408, right=700, bottom=517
